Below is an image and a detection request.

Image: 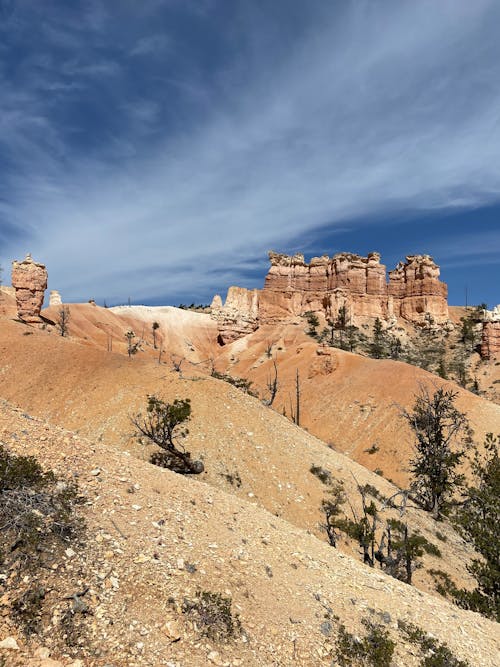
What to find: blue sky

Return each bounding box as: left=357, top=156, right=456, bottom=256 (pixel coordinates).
left=0, top=0, right=499, bottom=307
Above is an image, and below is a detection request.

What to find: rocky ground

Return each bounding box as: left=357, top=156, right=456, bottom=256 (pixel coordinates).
left=1, top=401, right=499, bottom=667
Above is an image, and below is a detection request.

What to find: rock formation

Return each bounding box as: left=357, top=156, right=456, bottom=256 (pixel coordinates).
left=480, top=305, right=500, bottom=358
left=211, top=287, right=259, bottom=344
left=388, top=255, right=448, bottom=325
left=211, top=251, right=449, bottom=344
left=11, top=254, right=48, bottom=323
left=49, top=290, right=62, bottom=306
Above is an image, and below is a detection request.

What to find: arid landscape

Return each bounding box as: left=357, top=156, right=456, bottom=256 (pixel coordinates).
left=0, top=250, right=498, bottom=667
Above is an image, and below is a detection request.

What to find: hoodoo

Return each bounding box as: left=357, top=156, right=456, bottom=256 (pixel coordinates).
left=11, top=253, right=48, bottom=323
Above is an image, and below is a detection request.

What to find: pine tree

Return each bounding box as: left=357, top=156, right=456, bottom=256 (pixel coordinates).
left=403, top=387, right=471, bottom=519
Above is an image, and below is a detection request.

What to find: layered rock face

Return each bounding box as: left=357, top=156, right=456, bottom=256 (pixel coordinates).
left=259, top=251, right=388, bottom=323
left=11, top=254, right=48, bottom=323
left=388, top=255, right=448, bottom=325
left=481, top=305, right=500, bottom=358
left=211, top=287, right=259, bottom=344
left=211, top=251, right=449, bottom=343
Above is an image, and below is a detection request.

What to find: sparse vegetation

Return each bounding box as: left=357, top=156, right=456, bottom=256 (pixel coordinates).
left=398, top=620, right=470, bottom=667
left=310, top=464, right=332, bottom=485
left=132, top=395, right=204, bottom=474
left=211, top=369, right=256, bottom=394
left=0, top=445, right=85, bottom=639
left=335, top=618, right=395, bottom=667
left=125, top=329, right=142, bottom=358
left=182, top=591, right=242, bottom=641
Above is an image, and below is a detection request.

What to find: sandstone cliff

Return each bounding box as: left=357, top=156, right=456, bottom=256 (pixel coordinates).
left=212, top=251, right=449, bottom=343
left=11, top=254, right=48, bottom=323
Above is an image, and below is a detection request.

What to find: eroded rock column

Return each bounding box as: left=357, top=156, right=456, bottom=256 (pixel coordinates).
left=11, top=254, right=48, bottom=323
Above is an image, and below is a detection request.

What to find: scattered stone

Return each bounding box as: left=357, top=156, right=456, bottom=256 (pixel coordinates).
left=0, top=636, right=19, bottom=650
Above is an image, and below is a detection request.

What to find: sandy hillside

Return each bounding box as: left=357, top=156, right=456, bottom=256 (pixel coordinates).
left=211, top=323, right=500, bottom=485
left=41, top=303, right=219, bottom=363
left=1, top=399, right=499, bottom=667
left=0, top=317, right=474, bottom=595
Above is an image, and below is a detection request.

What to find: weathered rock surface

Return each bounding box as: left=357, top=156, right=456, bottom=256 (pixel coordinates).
left=211, top=286, right=259, bottom=344
left=212, top=251, right=449, bottom=343
left=480, top=305, right=500, bottom=358
left=49, top=290, right=62, bottom=306
left=388, top=254, right=448, bottom=325
left=11, top=254, right=48, bottom=323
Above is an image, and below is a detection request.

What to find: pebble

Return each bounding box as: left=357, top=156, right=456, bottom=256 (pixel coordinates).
left=0, top=636, right=19, bottom=650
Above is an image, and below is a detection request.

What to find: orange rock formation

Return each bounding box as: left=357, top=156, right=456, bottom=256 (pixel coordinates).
left=213, top=251, right=449, bottom=343
left=11, top=253, right=48, bottom=323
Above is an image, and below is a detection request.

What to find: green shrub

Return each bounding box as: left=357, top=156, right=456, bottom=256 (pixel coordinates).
left=336, top=619, right=395, bottom=667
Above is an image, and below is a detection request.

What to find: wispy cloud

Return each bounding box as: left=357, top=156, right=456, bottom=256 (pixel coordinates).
left=0, top=0, right=499, bottom=303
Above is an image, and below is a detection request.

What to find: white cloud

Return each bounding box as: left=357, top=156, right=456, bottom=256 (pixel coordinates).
left=1, top=0, right=500, bottom=303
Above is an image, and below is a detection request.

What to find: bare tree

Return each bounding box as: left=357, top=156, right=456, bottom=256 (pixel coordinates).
left=57, top=305, right=70, bottom=337
left=263, top=360, right=279, bottom=406
left=170, top=355, right=184, bottom=376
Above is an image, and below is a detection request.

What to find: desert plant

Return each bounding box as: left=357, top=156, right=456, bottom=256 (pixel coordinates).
left=310, top=464, right=333, bottom=485
left=182, top=591, right=241, bottom=641
left=402, top=387, right=471, bottom=519
left=132, top=395, right=204, bottom=474
left=0, top=445, right=84, bottom=637
left=398, top=620, right=469, bottom=667
left=336, top=619, right=395, bottom=667
left=124, top=330, right=142, bottom=358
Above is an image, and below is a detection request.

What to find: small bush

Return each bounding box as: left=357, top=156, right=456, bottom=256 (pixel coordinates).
left=310, top=464, right=332, bottom=485
left=336, top=619, right=395, bottom=667
left=398, top=620, right=469, bottom=667
left=182, top=591, right=242, bottom=641
left=0, top=445, right=85, bottom=639
left=211, top=370, right=256, bottom=395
